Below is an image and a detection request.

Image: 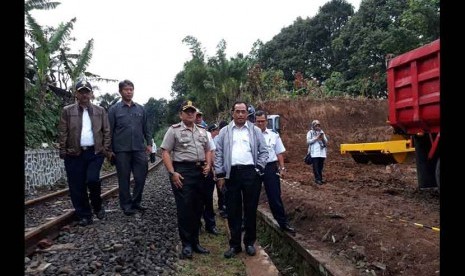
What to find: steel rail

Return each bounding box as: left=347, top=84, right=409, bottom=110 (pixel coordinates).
left=25, top=160, right=161, bottom=256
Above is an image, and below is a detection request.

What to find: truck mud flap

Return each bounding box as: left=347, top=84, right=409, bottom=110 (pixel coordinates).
left=414, top=136, right=437, bottom=189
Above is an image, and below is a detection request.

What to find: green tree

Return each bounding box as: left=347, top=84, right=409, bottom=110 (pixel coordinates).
left=257, top=0, right=354, bottom=85
left=144, top=98, right=168, bottom=137
left=96, top=92, right=120, bottom=111
left=334, top=0, right=439, bottom=98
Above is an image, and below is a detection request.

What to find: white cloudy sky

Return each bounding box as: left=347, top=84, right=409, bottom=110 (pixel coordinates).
left=29, top=0, right=360, bottom=104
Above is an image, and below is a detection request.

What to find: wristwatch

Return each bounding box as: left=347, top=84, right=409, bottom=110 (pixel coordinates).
left=169, top=171, right=175, bottom=177
left=279, top=167, right=286, bottom=171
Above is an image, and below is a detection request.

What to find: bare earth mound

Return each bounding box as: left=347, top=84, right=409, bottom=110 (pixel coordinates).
left=256, top=98, right=439, bottom=275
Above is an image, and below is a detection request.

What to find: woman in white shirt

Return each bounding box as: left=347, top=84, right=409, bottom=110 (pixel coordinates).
left=306, top=120, right=328, bottom=185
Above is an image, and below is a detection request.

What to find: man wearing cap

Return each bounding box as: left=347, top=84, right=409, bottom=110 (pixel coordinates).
left=58, top=79, right=111, bottom=226
left=199, top=123, right=220, bottom=235
left=160, top=100, right=212, bottom=259
left=214, top=101, right=269, bottom=258
left=195, top=109, right=208, bottom=128
left=254, top=110, right=296, bottom=235
left=108, top=79, right=153, bottom=216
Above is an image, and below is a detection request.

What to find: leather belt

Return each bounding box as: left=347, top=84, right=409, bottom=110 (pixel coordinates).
left=81, top=146, right=94, bottom=151
left=231, top=164, right=255, bottom=170
left=173, top=161, right=206, bottom=167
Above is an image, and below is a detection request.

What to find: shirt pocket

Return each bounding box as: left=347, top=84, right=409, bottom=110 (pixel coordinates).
left=179, top=136, right=192, bottom=144
left=197, top=134, right=207, bottom=144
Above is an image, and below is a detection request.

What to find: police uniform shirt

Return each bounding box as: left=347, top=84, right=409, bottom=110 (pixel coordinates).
left=231, top=122, right=254, bottom=166
left=160, top=121, right=210, bottom=162
left=262, top=128, right=285, bottom=163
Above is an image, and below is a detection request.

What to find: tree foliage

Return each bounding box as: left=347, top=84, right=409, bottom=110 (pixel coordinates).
left=24, top=1, right=100, bottom=148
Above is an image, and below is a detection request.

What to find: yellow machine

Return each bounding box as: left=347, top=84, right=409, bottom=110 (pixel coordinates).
left=340, top=135, right=415, bottom=165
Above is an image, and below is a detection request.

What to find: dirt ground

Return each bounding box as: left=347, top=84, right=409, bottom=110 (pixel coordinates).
left=256, top=98, right=440, bottom=275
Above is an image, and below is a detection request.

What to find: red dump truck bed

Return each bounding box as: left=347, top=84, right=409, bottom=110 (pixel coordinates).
left=387, top=39, right=440, bottom=135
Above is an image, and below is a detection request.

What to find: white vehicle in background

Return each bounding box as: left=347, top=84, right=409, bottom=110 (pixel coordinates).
left=247, top=105, right=281, bottom=134
left=267, top=114, right=280, bottom=134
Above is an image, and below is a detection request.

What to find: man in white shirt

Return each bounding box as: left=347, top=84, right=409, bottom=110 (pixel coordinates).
left=214, top=101, right=268, bottom=258
left=255, top=110, right=295, bottom=235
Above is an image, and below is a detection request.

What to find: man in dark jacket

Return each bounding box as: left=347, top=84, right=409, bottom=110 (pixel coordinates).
left=58, top=80, right=111, bottom=226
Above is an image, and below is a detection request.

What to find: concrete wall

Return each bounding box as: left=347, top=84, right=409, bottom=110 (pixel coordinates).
left=24, top=149, right=65, bottom=193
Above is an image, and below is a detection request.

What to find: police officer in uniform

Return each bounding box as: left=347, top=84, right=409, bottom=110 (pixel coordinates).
left=160, top=100, right=212, bottom=259
left=255, top=110, right=296, bottom=235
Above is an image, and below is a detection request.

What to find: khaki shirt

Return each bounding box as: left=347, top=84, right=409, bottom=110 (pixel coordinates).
left=160, top=122, right=210, bottom=162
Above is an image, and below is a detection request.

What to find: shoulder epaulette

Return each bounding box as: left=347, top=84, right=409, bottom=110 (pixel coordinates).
left=196, top=124, right=205, bottom=129
left=171, top=123, right=182, bottom=128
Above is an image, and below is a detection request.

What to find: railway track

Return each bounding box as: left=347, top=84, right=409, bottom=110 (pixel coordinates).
left=25, top=158, right=355, bottom=275
left=24, top=159, right=163, bottom=256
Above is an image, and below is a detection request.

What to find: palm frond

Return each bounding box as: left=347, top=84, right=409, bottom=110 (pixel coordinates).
left=71, top=39, right=94, bottom=81
left=25, top=14, right=48, bottom=52
left=25, top=0, right=61, bottom=13
left=49, top=18, right=76, bottom=52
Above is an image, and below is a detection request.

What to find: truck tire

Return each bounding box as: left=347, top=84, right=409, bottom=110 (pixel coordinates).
left=414, top=136, right=437, bottom=189
left=435, top=158, right=440, bottom=192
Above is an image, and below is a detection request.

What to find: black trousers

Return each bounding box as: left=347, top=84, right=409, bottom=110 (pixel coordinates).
left=216, top=182, right=226, bottom=211
left=311, top=157, right=325, bottom=182
left=171, top=162, right=205, bottom=247
left=200, top=171, right=216, bottom=229
left=115, top=151, right=148, bottom=211
left=225, top=165, right=261, bottom=248
left=64, top=149, right=104, bottom=219
left=263, top=162, right=288, bottom=227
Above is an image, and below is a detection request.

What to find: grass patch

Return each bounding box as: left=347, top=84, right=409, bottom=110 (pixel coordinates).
left=176, top=215, right=246, bottom=276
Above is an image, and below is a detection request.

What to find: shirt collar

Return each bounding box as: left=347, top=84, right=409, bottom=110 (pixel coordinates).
left=232, top=121, right=249, bottom=129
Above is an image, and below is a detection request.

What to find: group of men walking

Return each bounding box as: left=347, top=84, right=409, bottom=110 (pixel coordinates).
left=58, top=79, right=297, bottom=260
left=58, top=79, right=153, bottom=226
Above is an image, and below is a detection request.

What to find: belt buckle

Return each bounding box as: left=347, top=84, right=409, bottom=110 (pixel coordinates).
left=195, top=161, right=201, bottom=166
left=82, top=146, right=88, bottom=151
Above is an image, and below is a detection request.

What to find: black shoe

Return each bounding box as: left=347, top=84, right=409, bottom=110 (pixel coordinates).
left=78, top=217, right=93, bottom=226
left=133, top=205, right=148, bottom=211
left=123, top=208, right=136, bottom=216
left=206, top=227, right=219, bottom=235
left=181, top=246, right=193, bottom=259
left=193, top=244, right=210, bottom=254
left=95, top=209, right=105, bottom=220
left=245, top=245, right=256, bottom=256
left=280, top=224, right=296, bottom=235
left=224, top=247, right=242, bottom=259
left=315, top=180, right=323, bottom=185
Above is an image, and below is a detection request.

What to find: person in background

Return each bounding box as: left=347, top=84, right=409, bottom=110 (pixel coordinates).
left=214, top=101, right=268, bottom=258
left=215, top=120, right=228, bottom=218
left=195, top=109, right=208, bottom=128
left=160, top=100, right=212, bottom=259
left=108, top=79, right=153, bottom=215
left=58, top=80, right=111, bottom=226
left=306, top=119, right=328, bottom=185
left=254, top=110, right=296, bottom=235
left=199, top=123, right=220, bottom=235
